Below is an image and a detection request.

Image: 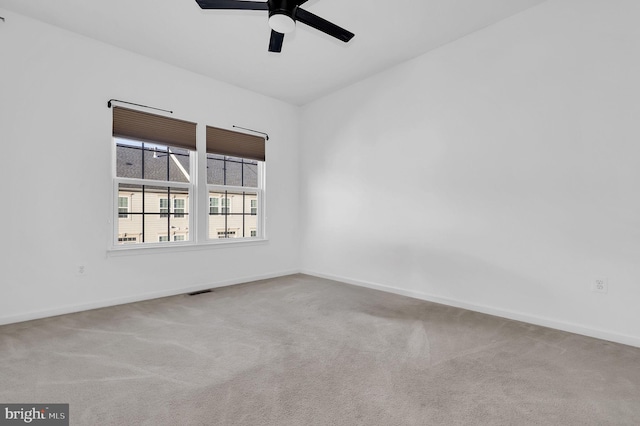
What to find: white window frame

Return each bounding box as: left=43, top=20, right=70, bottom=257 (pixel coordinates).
left=112, top=138, right=195, bottom=248
left=111, top=132, right=266, bottom=251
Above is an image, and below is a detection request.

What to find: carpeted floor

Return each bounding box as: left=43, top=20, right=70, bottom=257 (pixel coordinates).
left=1, top=274, right=639, bottom=425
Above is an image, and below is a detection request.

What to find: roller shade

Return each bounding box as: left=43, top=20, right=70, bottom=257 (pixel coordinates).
left=112, top=107, right=197, bottom=151
left=206, top=126, right=265, bottom=161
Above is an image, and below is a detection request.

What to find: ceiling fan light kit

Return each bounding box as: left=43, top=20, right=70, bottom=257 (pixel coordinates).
left=269, top=14, right=295, bottom=34
left=196, top=0, right=354, bottom=53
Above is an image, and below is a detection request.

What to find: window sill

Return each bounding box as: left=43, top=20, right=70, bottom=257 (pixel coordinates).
left=107, top=238, right=269, bottom=257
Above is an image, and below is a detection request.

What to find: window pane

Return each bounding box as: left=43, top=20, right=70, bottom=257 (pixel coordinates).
left=224, top=157, right=243, bottom=186
left=116, top=142, right=143, bottom=179
left=206, top=155, right=225, bottom=185
left=244, top=216, right=258, bottom=238
left=169, top=149, right=191, bottom=183
left=209, top=214, right=226, bottom=239
left=206, top=154, right=259, bottom=187
left=117, top=184, right=142, bottom=244
left=117, top=183, right=189, bottom=244
left=116, top=138, right=190, bottom=183
left=243, top=161, right=258, bottom=188
left=208, top=190, right=257, bottom=239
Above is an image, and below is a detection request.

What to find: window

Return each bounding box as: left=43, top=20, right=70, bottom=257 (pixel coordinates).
left=159, top=198, right=169, bottom=218
left=207, top=158, right=260, bottom=239
left=112, top=107, right=264, bottom=247
left=217, top=230, right=236, bottom=239
left=115, top=139, right=192, bottom=245
left=174, top=199, right=185, bottom=218
left=118, top=197, right=129, bottom=218
left=206, top=125, right=264, bottom=240
left=221, top=197, right=231, bottom=214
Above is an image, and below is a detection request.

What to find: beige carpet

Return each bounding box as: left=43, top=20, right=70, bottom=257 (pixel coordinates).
left=1, top=274, right=639, bottom=425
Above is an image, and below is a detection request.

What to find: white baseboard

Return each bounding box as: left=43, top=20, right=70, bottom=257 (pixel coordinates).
left=0, top=269, right=300, bottom=326
left=6, top=268, right=639, bottom=349
left=302, top=269, right=640, bottom=349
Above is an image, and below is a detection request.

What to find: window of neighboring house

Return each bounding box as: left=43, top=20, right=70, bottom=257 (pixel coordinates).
left=159, top=197, right=186, bottom=218
left=118, top=196, right=129, bottom=219
left=217, top=230, right=236, bottom=239
left=174, top=199, right=185, bottom=218
left=112, top=107, right=265, bottom=248
left=159, top=198, right=169, bottom=218
left=221, top=197, right=231, bottom=214
left=209, top=197, right=218, bottom=215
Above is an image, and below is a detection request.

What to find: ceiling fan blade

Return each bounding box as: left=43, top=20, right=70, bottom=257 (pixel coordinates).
left=295, top=8, right=354, bottom=43
left=196, top=0, right=268, bottom=10
left=269, top=30, right=285, bottom=52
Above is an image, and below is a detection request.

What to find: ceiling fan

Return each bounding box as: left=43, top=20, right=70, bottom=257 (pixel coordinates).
left=195, top=0, right=355, bottom=53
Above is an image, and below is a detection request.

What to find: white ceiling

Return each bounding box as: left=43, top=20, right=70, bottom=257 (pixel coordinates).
left=0, top=0, right=546, bottom=105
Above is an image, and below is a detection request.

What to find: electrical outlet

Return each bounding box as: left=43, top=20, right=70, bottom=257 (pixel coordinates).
left=592, top=278, right=607, bottom=294
left=76, top=265, right=86, bottom=277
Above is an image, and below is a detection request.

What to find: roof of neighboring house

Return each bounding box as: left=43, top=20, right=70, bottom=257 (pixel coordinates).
left=116, top=143, right=190, bottom=183
left=116, top=143, right=259, bottom=189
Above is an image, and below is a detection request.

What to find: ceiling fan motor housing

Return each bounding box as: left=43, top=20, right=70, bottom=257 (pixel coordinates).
left=267, top=0, right=298, bottom=22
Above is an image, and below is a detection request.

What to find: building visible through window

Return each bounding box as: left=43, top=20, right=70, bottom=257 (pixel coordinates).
left=207, top=154, right=260, bottom=239
left=115, top=139, right=191, bottom=244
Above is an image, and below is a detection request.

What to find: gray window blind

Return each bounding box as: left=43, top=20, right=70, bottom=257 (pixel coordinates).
left=112, top=107, right=197, bottom=151
left=206, top=126, right=265, bottom=161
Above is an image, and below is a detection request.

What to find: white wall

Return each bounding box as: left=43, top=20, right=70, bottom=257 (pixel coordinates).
left=300, top=0, right=640, bottom=347
left=0, top=9, right=300, bottom=324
